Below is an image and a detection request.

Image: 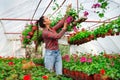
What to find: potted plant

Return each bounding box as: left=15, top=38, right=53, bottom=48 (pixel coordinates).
left=32, top=58, right=44, bottom=66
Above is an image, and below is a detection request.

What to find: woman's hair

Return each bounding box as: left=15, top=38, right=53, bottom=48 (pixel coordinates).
left=37, top=16, right=46, bottom=28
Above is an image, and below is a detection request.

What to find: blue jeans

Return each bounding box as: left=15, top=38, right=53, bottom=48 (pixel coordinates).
left=44, top=49, right=62, bottom=75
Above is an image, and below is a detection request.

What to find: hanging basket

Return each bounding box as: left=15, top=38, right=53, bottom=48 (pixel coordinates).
left=116, top=32, right=120, bottom=35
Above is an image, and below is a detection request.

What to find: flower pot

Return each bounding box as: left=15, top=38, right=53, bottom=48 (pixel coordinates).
left=108, top=29, right=113, bottom=34
left=78, top=71, right=82, bottom=79
left=66, top=69, right=70, bottom=76
left=106, top=32, right=110, bottom=36
left=89, top=34, right=94, bottom=40
left=63, top=68, right=67, bottom=75
left=74, top=71, right=79, bottom=78
left=97, top=34, right=101, bottom=38
left=74, top=40, right=78, bottom=45
left=80, top=72, right=86, bottom=80
left=101, top=34, right=105, bottom=38
left=81, top=72, right=93, bottom=80
left=78, top=39, right=83, bottom=44
left=84, top=73, right=89, bottom=80
left=84, top=38, right=90, bottom=43
left=94, top=74, right=101, bottom=80
left=111, top=33, right=114, bottom=36
left=63, top=68, right=68, bottom=75
left=70, top=70, right=75, bottom=78
left=116, top=32, right=120, bottom=35
left=87, top=75, right=94, bottom=80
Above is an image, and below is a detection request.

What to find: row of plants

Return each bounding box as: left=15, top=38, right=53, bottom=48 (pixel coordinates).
left=1, top=51, right=119, bottom=80
left=62, top=52, right=120, bottom=80
left=68, top=17, right=120, bottom=45
left=0, top=57, right=72, bottom=80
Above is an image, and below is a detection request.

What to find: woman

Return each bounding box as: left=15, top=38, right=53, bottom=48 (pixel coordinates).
left=37, top=16, right=68, bottom=75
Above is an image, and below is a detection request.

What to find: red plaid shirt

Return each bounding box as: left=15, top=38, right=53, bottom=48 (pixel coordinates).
left=42, top=19, right=66, bottom=50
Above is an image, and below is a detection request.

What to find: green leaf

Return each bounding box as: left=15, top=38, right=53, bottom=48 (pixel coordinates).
left=98, top=0, right=104, bottom=2
left=101, top=1, right=108, bottom=9
left=55, top=3, right=59, bottom=8
left=99, top=13, right=104, bottom=18
left=52, top=6, right=56, bottom=10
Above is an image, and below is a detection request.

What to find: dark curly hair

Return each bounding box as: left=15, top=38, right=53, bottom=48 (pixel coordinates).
left=37, top=16, right=46, bottom=28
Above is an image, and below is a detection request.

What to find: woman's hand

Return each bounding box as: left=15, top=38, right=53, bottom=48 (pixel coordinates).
left=62, top=21, right=68, bottom=30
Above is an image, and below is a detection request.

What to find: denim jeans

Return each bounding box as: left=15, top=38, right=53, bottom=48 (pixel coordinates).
left=44, top=49, right=62, bottom=75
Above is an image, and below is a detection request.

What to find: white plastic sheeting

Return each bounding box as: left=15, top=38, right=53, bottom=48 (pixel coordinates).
left=0, top=21, right=25, bottom=57
left=0, top=0, right=120, bottom=57
left=70, top=36, right=120, bottom=55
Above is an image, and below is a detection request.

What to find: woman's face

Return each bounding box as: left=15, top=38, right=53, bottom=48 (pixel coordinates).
left=43, top=16, right=51, bottom=25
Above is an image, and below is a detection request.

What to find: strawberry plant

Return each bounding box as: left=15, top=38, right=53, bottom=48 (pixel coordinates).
left=22, top=23, right=39, bottom=47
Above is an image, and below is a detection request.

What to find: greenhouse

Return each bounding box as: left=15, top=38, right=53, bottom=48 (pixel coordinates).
left=0, top=0, right=120, bottom=80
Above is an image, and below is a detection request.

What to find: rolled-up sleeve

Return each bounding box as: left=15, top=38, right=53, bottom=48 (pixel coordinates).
left=53, top=19, right=65, bottom=30
left=44, top=29, right=66, bottom=39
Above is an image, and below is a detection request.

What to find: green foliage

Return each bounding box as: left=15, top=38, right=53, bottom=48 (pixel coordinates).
left=94, top=24, right=108, bottom=36
left=67, top=25, right=73, bottom=32
left=22, top=25, right=32, bottom=36
left=62, top=53, right=120, bottom=79
left=22, top=23, right=43, bottom=47
left=98, top=0, right=105, bottom=2
left=101, top=1, right=108, bottom=9
left=31, top=30, right=42, bottom=41
left=50, top=8, right=82, bottom=32
left=66, top=8, right=78, bottom=19
left=31, top=30, right=43, bottom=45
left=69, top=30, right=91, bottom=43
left=50, top=13, right=63, bottom=27
left=93, top=0, right=109, bottom=18
left=68, top=17, right=120, bottom=45
left=98, top=13, right=104, bottom=18
left=22, top=24, right=34, bottom=47
left=32, top=58, right=44, bottom=65
left=22, top=38, right=31, bottom=47
left=59, top=44, right=70, bottom=55
left=0, top=57, right=72, bottom=80
left=52, top=0, right=59, bottom=10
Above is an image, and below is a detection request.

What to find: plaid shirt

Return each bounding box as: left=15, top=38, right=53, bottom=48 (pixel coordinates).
left=42, top=19, right=66, bottom=50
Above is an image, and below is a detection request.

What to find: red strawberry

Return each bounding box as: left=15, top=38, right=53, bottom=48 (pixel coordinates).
left=28, top=32, right=34, bottom=36
left=32, top=26, right=38, bottom=31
